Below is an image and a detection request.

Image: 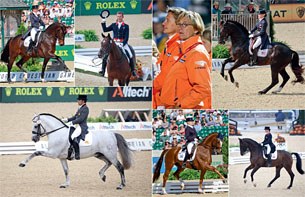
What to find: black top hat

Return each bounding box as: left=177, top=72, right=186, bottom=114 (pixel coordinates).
left=186, top=115, right=194, bottom=122
left=258, top=9, right=267, bottom=15
left=77, top=95, right=87, bottom=101
left=264, top=126, right=271, bottom=131
left=100, top=9, right=110, bottom=19
left=32, top=5, right=39, bottom=10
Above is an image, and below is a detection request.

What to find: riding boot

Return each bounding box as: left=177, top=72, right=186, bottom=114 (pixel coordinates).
left=129, top=57, right=137, bottom=77
left=252, top=51, right=258, bottom=66
left=267, top=154, right=272, bottom=167
left=99, top=55, right=108, bottom=77
left=27, top=40, right=34, bottom=56
left=67, top=145, right=74, bottom=160
left=182, top=150, right=189, bottom=168
left=73, top=138, right=80, bottom=160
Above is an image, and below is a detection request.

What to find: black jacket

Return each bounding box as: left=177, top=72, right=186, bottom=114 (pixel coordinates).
left=101, top=22, right=129, bottom=46
left=262, top=133, right=275, bottom=152
left=68, top=104, right=89, bottom=140
left=185, top=125, right=197, bottom=142
left=30, top=12, right=45, bottom=29
left=251, top=17, right=270, bottom=49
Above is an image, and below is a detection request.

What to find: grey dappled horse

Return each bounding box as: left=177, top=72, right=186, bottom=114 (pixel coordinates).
left=19, top=113, right=133, bottom=189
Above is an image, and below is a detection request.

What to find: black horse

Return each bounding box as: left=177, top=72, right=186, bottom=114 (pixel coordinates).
left=239, top=138, right=304, bottom=189
left=218, top=20, right=304, bottom=94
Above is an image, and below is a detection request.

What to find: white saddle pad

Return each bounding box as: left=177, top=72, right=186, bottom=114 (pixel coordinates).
left=70, top=126, right=92, bottom=146
left=178, top=147, right=197, bottom=161
left=23, top=37, right=31, bottom=47
left=263, top=150, right=278, bottom=160
left=257, top=49, right=268, bottom=57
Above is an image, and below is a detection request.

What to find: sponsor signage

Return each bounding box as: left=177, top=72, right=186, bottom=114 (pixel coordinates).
left=75, top=0, right=142, bottom=16
left=75, top=34, right=86, bottom=42
left=0, top=87, right=107, bottom=103
left=88, top=122, right=152, bottom=131
left=108, top=86, right=152, bottom=102
left=55, top=45, right=74, bottom=61
left=270, top=3, right=305, bottom=22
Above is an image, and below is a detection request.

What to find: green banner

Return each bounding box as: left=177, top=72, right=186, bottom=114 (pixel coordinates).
left=55, top=45, right=74, bottom=61
left=75, top=0, right=142, bottom=16
left=0, top=87, right=107, bottom=103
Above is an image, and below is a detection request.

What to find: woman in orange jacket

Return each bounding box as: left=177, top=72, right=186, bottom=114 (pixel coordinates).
left=153, top=7, right=185, bottom=109
left=159, top=11, right=212, bottom=109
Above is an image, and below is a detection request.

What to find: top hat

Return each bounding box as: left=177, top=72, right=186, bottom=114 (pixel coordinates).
left=186, top=115, right=194, bottom=122
left=258, top=9, right=267, bottom=15
left=100, top=9, right=110, bottom=19
left=77, top=95, right=87, bottom=101
left=264, top=126, right=271, bottom=131
left=32, top=5, right=39, bottom=10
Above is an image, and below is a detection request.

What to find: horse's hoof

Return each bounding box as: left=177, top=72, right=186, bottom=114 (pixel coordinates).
left=224, top=75, right=228, bottom=81
left=258, top=91, right=265, bottom=95
left=19, top=163, right=25, bottom=167
left=116, top=185, right=123, bottom=190
left=198, top=188, right=203, bottom=193
left=287, top=186, right=291, bottom=189
left=253, top=183, right=257, bottom=187
left=59, top=185, right=66, bottom=188
left=102, top=175, right=106, bottom=182
left=267, top=184, right=271, bottom=188
left=234, top=82, right=239, bottom=88
left=41, top=79, right=46, bottom=83
left=244, top=179, right=247, bottom=184
left=180, top=182, right=184, bottom=190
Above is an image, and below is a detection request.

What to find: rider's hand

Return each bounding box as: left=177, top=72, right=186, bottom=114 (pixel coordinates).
left=249, top=34, right=254, bottom=38
left=61, top=118, right=68, bottom=123
left=101, top=18, right=106, bottom=23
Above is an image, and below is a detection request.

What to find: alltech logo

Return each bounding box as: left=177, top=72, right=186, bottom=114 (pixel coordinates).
left=109, top=87, right=152, bottom=101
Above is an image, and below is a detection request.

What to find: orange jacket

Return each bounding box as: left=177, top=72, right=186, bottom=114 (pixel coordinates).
left=159, top=35, right=212, bottom=109
left=153, top=33, right=181, bottom=109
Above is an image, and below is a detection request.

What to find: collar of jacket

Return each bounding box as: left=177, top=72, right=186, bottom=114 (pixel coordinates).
left=166, top=33, right=180, bottom=48
left=179, top=35, right=202, bottom=54
left=116, top=22, right=125, bottom=26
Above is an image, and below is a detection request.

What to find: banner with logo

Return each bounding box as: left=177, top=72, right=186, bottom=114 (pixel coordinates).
left=88, top=122, right=152, bottom=131
left=270, top=3, right=305, bottom=22
left=75, top=0, right=142, bottom=16
left=55, top=45, right=74, bottom=61
left=0, top=87, right=107, bottom=103
left=108, top=86, right=152, bottom=102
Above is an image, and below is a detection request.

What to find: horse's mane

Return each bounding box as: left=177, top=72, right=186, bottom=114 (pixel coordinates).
left=241, top=138, right=261, bottom=147
left=39, top=113, right=69, bottom=128
left=45, top=22, right=63, bottom=31
left=200, top=132, right=218, bottom=146
left=226, top=20, right=249, bottom=36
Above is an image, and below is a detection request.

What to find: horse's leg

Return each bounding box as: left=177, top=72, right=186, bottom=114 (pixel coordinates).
left=204, top=164, right=226, bottom=180
left=258, top=64, right=280, bottom=94
left=198, top=168, right=207, bottom=194
left=7, top=54, right=18, bottom=83
left=108, top=77, right=114, bottom=86
left=228, top=60, right=243, bottom=88
left=59, top=159, right=70, bottom=188
left=173, top=166, right=185, bottom=191
left=19, top=151, right=51, bottom=167
left=41, top=57, right=51, bottom=82
left=243, top=164, right=254, bottom=183
left=250, top=166, right=260, bottom=187
left=51, top=55, right=69, bottom=71
left=118, top=80, right=124, bottom=86
left=162, top=162, right=175, bottom=194
left=16, top=56, right=30, bottom=82
left=267, top=166, right=282, bottom=187
left=272, top=68, right=290, bottom=94
left=95, top=153, right=112, bottom=182
left=221, top=57, right=233, bottom=80
left=284, top=164, right=295, bottom=189
left=113, top=160, right=126, bottom=190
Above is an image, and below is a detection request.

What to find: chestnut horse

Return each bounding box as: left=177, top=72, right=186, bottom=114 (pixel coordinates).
left=98, top=33, right=135, bottom=86
left=153, top=133, right=226, bottom=194
left=0, top=22, right=70, bottom=83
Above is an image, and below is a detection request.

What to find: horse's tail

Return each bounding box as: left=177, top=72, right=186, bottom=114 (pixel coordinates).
left=291, top=152, right=305, bottom=175
left=153, top=149, right=169, bottom=183
left=290, top=50, right=304, bottom=84
left=115, top=133, right=133, bottom=170
left=0, top=38, right=12, bottom=63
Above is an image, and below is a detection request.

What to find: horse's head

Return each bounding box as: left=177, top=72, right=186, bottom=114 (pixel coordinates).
left=98, top=33, right=112, bottom=59
left=46, top=23, right=70, bottom=46
left=31, top=114, right=44, bottom=142
left=219, top=20, right=230, bottom=44
left=239, top=138, right=249, bottom=156
left=212, top=137, right=222, bottom=154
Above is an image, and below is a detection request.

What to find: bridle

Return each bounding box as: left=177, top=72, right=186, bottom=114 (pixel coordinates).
left=32, top=115, right=68, bottom=137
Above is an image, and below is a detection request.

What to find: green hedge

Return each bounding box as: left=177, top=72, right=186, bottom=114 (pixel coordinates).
left=0, top=57, right=42, bottom=72
left=75, top=30, right=99, bottom=42
left=212, top=44, right=230, bottom=59
left=87, top=115, right=117, bottom=123
left=141, top=27, right=152, bottom=39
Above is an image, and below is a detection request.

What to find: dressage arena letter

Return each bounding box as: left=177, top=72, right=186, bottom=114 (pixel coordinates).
left=96, top=2, right=125, bottom=9
left=272, top=10, right=287, bottom=18
left=15, top=88, right=42, bottom=96
left=68, top=87, right=95, bottom=95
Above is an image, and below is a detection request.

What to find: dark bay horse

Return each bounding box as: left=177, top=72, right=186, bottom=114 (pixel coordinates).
left=0, top=22, right=70, bottom=82
left=98, top=33, right=135, bottom=86
left=218, top=20, right=304, bottom=94
left=153, top=133, right=226, bottom=194
left=239, top=138, right=304, bottom=189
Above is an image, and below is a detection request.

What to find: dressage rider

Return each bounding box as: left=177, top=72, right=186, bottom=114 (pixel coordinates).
left=62, top=95, right=89, bottom=160
left=261, top=126, right=275, bottom=167
left=249, top=9, right=270, bottom=66
left=100, top=11, right=137, bottom=77
left=182, top=115, right=198, bottom=168
left=23, top=3, right=45, bottom=55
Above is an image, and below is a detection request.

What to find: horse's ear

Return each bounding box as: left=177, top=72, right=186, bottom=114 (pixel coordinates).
left=101, top=33, right=105, bottom=38
left=219, top=20, right=225, bottom=28
left=107, top=33, right=110, bottom=38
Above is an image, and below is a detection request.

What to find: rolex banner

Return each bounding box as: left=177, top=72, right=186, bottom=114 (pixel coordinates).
left=75, top=0, right=143, bottom=16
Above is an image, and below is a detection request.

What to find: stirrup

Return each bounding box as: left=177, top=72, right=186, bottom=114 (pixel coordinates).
left=99, top=70, right=105, bottom=77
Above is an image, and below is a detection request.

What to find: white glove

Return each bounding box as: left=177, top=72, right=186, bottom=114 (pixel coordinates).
left=249, top=34, right=254, bottom=38
left=248, top=31, right=251, bottom=34
left=101, top=18, right=106, bottom=23
left=62, top=118, right=68, bottom=123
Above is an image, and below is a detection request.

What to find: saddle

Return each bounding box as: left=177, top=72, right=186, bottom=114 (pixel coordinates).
left=68, top=126, right=92, bottom=146
left=178, top=142, right=197, bottom=161
left=23, top=31, right=42, bottom=48
left=262, top=144, right=277, bottom=160
left=249, top=38, right=271, bottom=57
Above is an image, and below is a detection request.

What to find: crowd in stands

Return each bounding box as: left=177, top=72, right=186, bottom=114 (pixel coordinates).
left=152, top=110, right=228, bottom=150
left=22, top=0, right=74, bottom=33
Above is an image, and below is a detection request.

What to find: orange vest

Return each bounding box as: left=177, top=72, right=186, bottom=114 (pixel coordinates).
left=159, top=35, right=212, bottom=109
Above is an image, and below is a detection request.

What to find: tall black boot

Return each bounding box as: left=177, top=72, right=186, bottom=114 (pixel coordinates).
left=67, top=145, right=74, bottom=160
left=73, top=138, right=80, bottom=160
left=182, top=150, right=189, bottom=168
left=27, top=40, right=34, bottom=56
left=129, top=57, right=137, bottom=77
left=252, top=50, right=258, bottom=66
left=99, top=55, right=108, bottom=77
left=267, top=154, right=272, bottom=167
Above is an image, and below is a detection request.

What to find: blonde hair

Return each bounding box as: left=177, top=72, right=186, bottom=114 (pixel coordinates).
left=166, top=7, right=186, bottom=20
left=177, top=11, right=205, bottom=35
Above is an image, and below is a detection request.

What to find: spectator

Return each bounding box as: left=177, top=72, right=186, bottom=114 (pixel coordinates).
left=275, top=110, right=285, bottom=130
left=194, top=120, right=202, bottom=132
left=221, top=3, right=233, bottom=14
left=244, top=2, right=256, bottom=14
left=170, top=110, right=178, bottom=120
left=170, top=119, right=178, bottom=130
left=161, top=116, right=169, bottom=128
left=179, top=124, right=185, bottom=136
left=177, top=109, right=186, bottom=121
left=215, top=112, right=223, bottom=126
left=160, top=131, right=170, bottom=145
left=171, top=135, right=179, bottom=147
left=152, top=130, right=156, bottom=143
left=212, top=1, right=221, bottom=15
left=21, top=12, right=27, bottom=23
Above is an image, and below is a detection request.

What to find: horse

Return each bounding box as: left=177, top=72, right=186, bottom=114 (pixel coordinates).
left=218, top=20, right=304, bottom=94
left=239, top=138, right=304, bottom=189
left=0, top=22, right=70, bottom=83
left=153, top=133, right=226, bottom=194
left=19, top=113, right=133, bottom=190
left=98, top=33, right=135, bottom=86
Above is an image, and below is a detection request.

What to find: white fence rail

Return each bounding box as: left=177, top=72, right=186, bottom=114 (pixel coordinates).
left=75, top=46, right=151, bottom=57
left=153, top=180, right=228, bottom=194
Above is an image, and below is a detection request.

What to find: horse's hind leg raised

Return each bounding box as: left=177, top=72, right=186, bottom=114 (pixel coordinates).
left=59, top=159, right=70, bottom=188
left=95, top=153, right=112, bottom=182
left=267, top=166, right=282, bottom=188
left=272, top=68, right=290, bottom=94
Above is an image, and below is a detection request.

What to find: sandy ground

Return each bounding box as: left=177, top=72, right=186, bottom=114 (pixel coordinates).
left=212, top=67, right=305, bottom=109
left=229, top=131, right=305, bottom=196
left=153, top=193, right=228, bottom=197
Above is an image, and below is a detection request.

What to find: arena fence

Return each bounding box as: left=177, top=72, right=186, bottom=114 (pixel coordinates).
left=153, top=180, right=229, bottom=194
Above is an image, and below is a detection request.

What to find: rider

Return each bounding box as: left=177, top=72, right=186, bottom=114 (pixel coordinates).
left=261, top=126, right=275, bottom=167
left=182, top=115, right=198, bottom=168
left=249, top=9, right=270, bottom=66
left=23, top=3, right=45, bottom=55
left=62, top=95, right=89, bottom=160
left=100, top=11, right=137, bottom=77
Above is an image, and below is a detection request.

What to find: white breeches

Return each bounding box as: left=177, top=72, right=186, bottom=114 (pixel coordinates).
left=252, top=36, right=261, bottom=49
left=123, top=44, right=132, bottom=58
left=30, top=28, right=38, bottom=41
